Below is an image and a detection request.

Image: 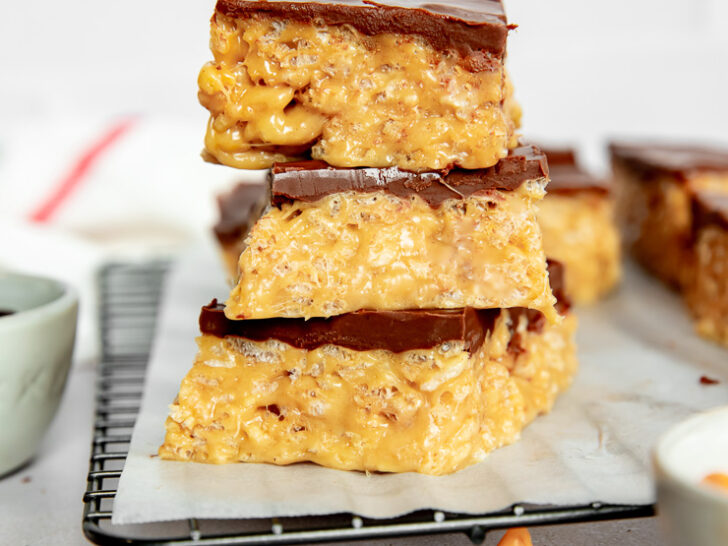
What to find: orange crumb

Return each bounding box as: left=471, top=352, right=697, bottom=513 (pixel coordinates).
left=703, top=472, right=728, bottom=492
left=498, top=527, right=533, bottom=546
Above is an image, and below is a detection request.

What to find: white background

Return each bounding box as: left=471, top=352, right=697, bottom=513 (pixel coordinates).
left=0, top=1, right=727, bottom=544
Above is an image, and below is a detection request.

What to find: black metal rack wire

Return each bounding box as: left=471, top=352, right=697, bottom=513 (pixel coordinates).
left=82, top=263, right=655, bottom=545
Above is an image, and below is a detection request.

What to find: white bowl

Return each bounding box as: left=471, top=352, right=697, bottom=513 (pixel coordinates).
left=654, top=406, right=728, bottom=546
left=0, top=272, right=78, bottom=476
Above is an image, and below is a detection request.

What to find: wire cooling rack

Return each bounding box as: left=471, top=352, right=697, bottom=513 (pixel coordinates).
left=82, top=262, right=655, bottom=545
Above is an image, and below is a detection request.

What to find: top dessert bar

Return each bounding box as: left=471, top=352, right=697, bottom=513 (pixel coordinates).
left=199, top=0, right=520, bottom=171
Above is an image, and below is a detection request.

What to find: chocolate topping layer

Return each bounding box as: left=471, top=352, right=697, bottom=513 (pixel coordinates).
left=215, top=0, right=511, bottom=72
left=200, top=260, right=569, bottom=353
left=201, top=303, right=501, bottom=353
left=540, top=147, right=610, bottom=195
left=213, top=183, right=267, bottom=245
left=692, top=192, right=728, bottom=232
left=610, top=142, right=728, bottom=180
left=270, top=144, right=549, bottom=208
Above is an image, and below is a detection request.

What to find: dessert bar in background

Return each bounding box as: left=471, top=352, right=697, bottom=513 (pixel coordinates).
left=537, top=147, right=621, bottom=304
left=610, top=142, right=728, bottom=347
left=213, top=182, right=267, bottom=281
left=160, top=263, right=577, bottom=475
left=685, top=193, right=728, bottom=347
left=610, top=142, right=728, bottom=290
left=224, top=145, right=558, bottom=321
left=162, top=0, right=579, bottom=476
left=199, top=0, right=520, bottom=171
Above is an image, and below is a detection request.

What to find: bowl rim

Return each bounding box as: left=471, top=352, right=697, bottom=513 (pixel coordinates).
left=0, top=272, right=78, bottom=328
left=654, top=405, right=728, bottom=505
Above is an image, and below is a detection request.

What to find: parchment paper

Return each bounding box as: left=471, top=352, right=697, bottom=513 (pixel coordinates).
left=113, top=240, right=728, bottom=524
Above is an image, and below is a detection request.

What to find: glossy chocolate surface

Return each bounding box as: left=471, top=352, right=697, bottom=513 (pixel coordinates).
left=610, top=142, right=728, bottom=180
left=216, top=0, right=511, bottom=71
left=270, top=144, right=549, bottom=208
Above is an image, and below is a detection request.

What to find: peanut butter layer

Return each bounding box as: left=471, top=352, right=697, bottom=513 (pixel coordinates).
left=227, top=181, right=557, bottom=321
left=610, top=142, right=728, bottom=290
left=199, top=2, right=519, bottom=171
left=685, top=193, right=728, bottom=347
left=159, top=307, right=578, bottom=475
left=536, top=147, right=620, bottom=304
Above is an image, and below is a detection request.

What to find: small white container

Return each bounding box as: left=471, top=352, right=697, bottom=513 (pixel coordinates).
left=654, top=406, right=728, bottom=546
left=0, top=272, right=78, bottom=476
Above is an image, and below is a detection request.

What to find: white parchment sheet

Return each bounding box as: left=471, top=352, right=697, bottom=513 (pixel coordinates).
left=113, top=241, right=728, bottom=524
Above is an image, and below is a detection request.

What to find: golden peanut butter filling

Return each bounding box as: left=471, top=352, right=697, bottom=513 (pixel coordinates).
left=159, top=311, right=577, bottom=475
left=199, top=13, right=519, bottom=171
left=226, top=183, right=557, bottom=322
left=686, top=226, right=728, bottom=347
left=537, top=192, right=621, bottom=304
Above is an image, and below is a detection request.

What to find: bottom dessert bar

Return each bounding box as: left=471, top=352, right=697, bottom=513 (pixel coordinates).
left=537, top=148, right=621, bottom=304
left=160, top=267, right=577, bottom=476
left=685, top=193, right=728, bottom=347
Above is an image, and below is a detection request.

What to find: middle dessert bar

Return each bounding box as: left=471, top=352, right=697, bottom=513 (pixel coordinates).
left=223, top=144, right=558, bottom=321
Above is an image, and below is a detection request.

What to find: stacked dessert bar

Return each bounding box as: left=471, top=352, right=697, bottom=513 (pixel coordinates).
left=160, top=0, right=578, bottom=475
left=610, top=142, right=728, bottom=347
left=537, top=148, right=621, bottom=304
